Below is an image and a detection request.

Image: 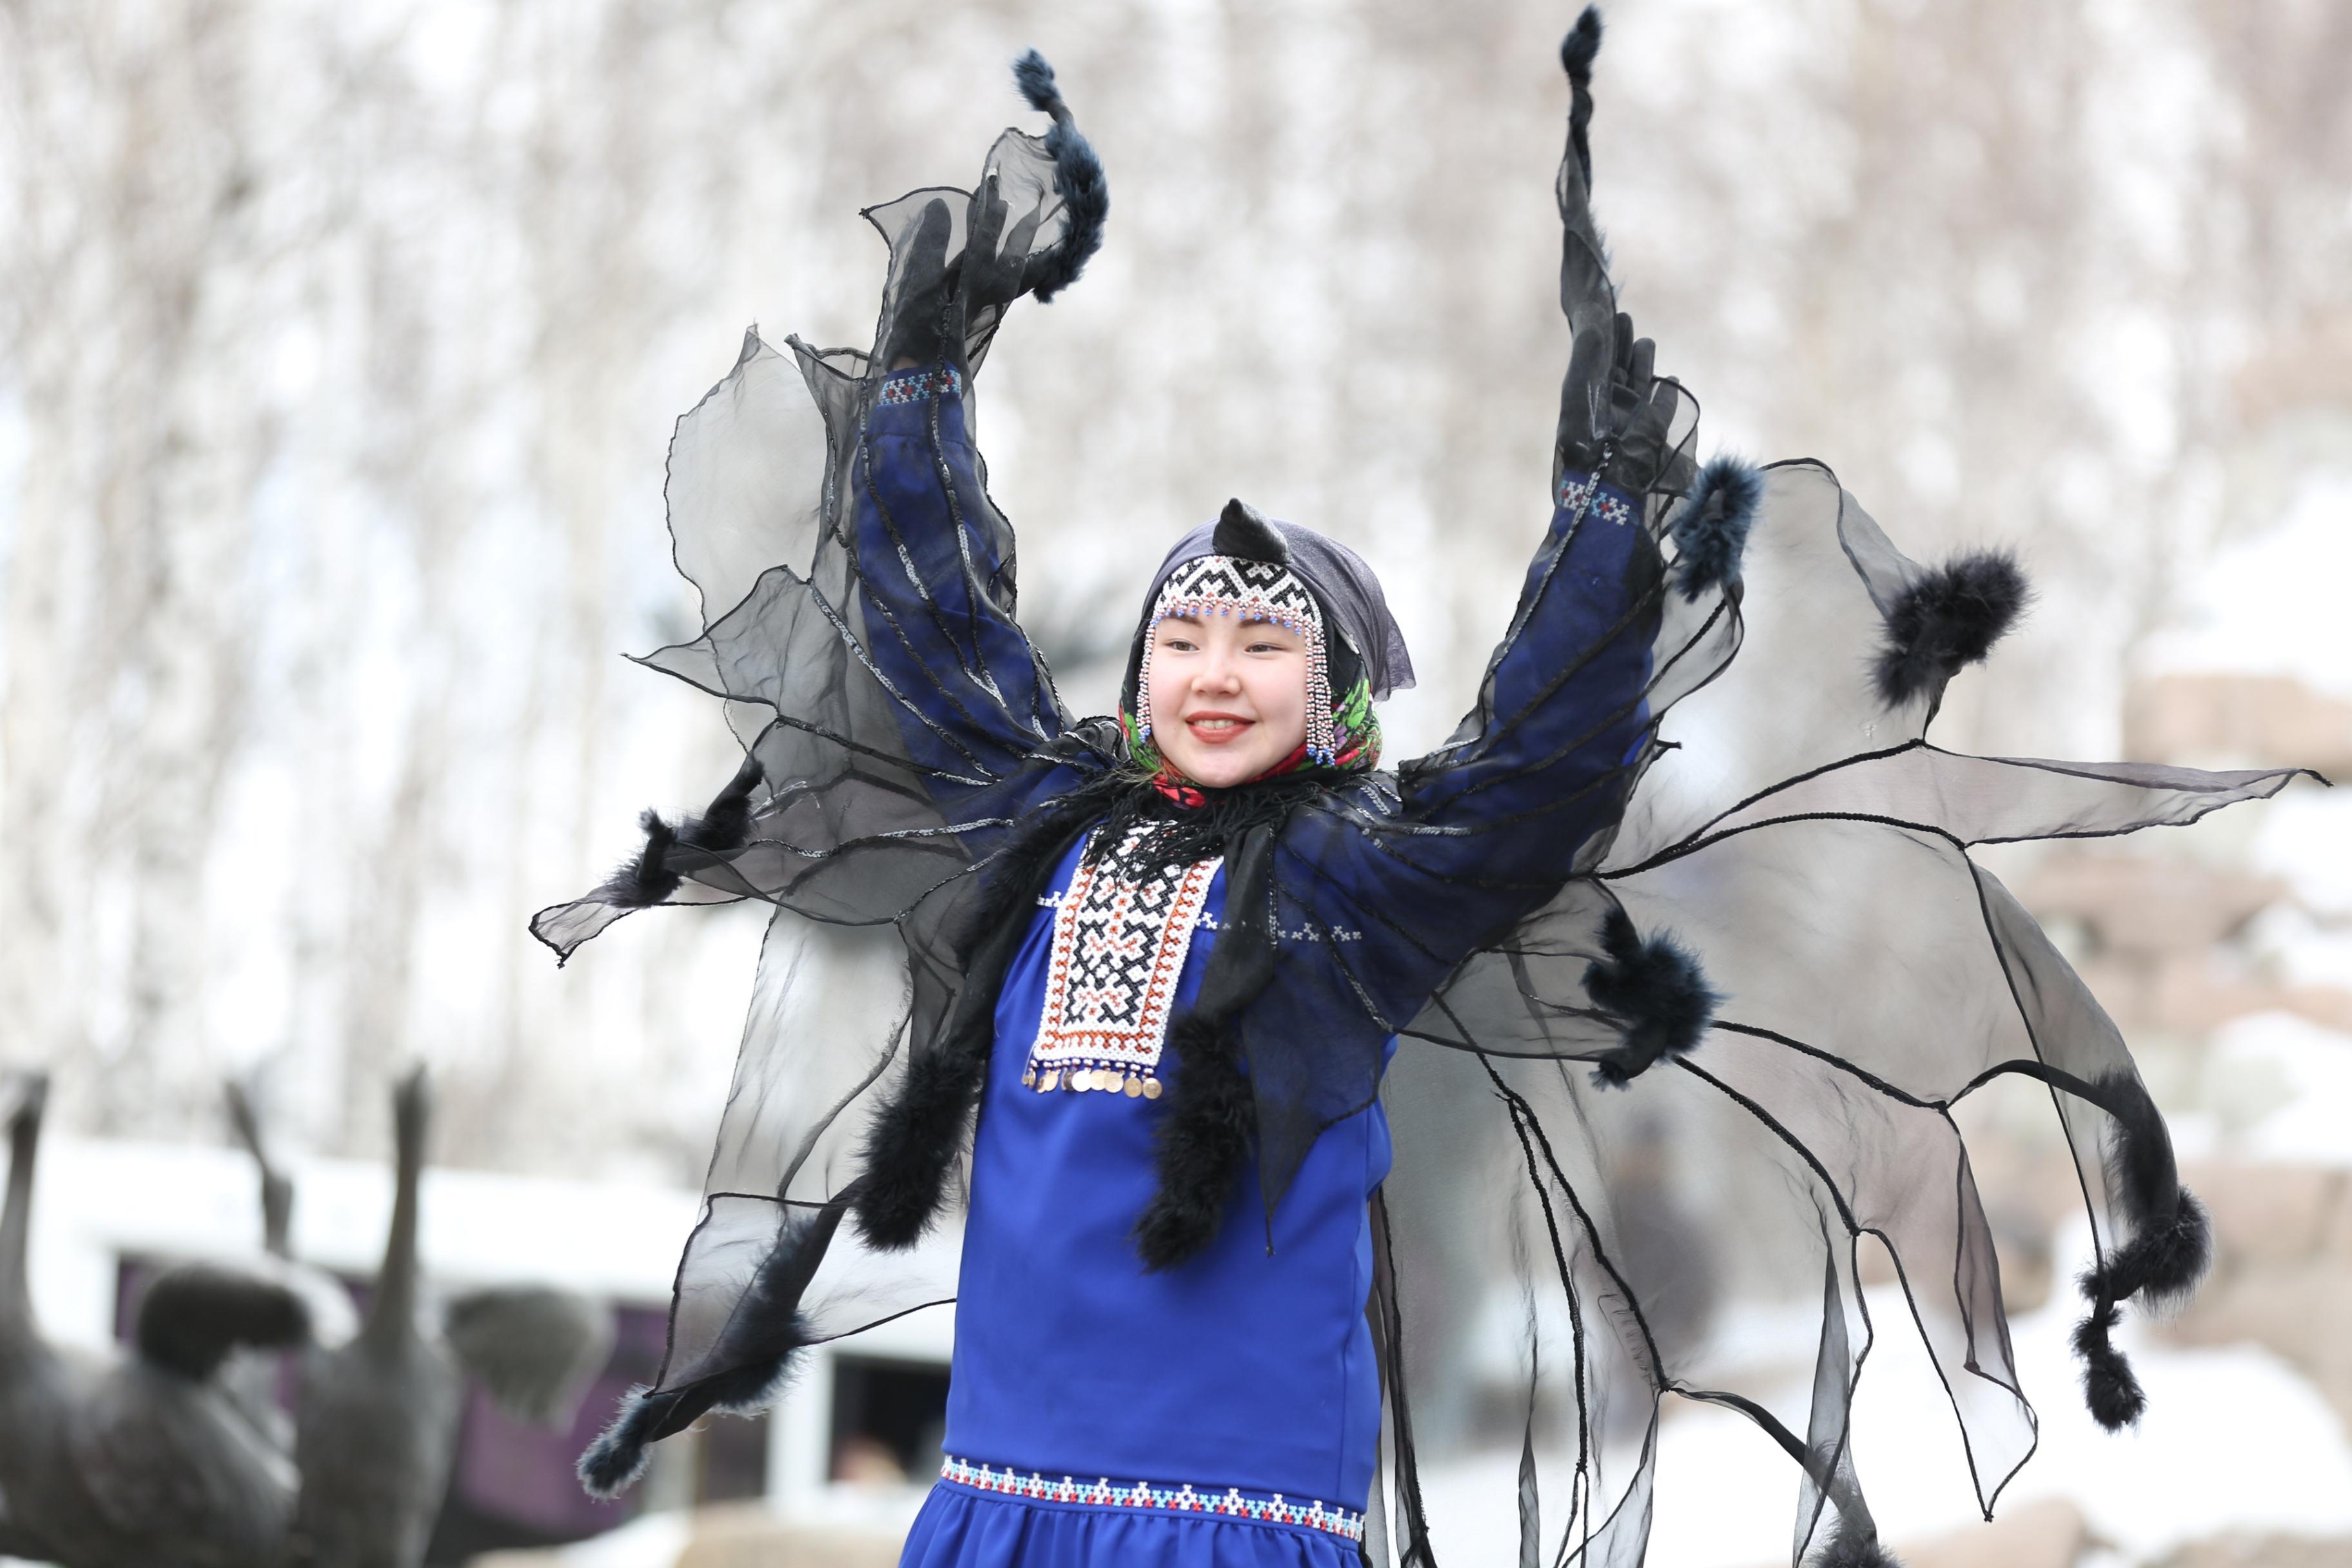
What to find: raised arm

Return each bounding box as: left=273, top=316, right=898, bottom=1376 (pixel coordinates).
left=1389, top=12, right=1697, bottom=907
left=529, top=57, right=1106, bottom=961
left=843, top=58, right=1110, bottom=818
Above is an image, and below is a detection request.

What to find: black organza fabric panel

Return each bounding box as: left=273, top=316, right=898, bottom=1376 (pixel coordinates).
left=534, top=68, right=2313, bottom=1568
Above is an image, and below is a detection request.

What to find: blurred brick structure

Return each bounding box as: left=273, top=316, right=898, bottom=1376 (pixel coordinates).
left=2125, top=674, right=2352, bottom=778
left=2168, top=1162, right=2352, bottom=1430
left=2015, top=673, right=2352, bottom=1037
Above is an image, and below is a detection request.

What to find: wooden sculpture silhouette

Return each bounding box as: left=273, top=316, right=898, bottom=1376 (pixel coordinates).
left=290, top=1067, right=613, bottom=1568
left=0, top=1073, right=311, bottom=1568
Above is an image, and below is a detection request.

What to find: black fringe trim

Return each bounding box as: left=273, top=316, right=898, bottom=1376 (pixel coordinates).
left=1672, top=455, right=1762, bottom=601
left=2082, top=1068, right=2213, bottom=1306
left=850, top=1039, right=994, bottom=1251
left=1133, top=1013, right=1257, bottom=1271
left=578, top=1207, right=832, bottom=1497
left=1131, top=823, right=1286, bottom=1269
left=851, top=793, right=1102, bottom=1251
left=1560, top=8, right=1605, bottom=189
left=2063, top=1069, right=2210, bottom=1427
left=593, top=754, right=762, bottom=912
left=1012, top=50, right=1109, bottom=304
left=2071, top=1295, right=2146, bottom=1431
left=577, top=1343, right=803, bottom=1499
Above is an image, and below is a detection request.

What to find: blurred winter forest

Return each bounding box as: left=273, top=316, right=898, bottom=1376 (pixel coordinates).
left=3, top=0, right=2347, bottom=1186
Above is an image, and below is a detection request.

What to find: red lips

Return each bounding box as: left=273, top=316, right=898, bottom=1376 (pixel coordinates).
left=1182, top=710, right=1255, bottom=745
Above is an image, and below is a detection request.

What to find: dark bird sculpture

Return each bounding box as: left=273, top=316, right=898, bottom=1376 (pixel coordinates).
left=0, top=1073, right=72, bottom=1561
left=0, top=1073, right=313, bottom=1568
left=291, top=1068, right=614, bottom=1568
left=219, top=1079, right=357, bottom=1453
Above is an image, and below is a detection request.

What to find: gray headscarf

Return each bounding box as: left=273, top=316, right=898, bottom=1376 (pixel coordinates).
left=1119, top=499, right=1416, bottom=710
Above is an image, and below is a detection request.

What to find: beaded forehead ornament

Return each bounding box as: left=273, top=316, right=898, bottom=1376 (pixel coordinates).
left=1136, top=554, right=1338, bottom=767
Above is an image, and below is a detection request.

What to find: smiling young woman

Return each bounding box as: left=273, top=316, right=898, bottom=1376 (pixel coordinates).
left=538, top=16, right=2313, bottom=1568
left=1145, top=612, right=1311, bottom=789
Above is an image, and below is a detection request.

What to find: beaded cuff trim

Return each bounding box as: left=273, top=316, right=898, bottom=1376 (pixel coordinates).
left=939, top=1455, right=1367, bottom=1544
left=1557, top=469, right=1635, bottom=529
left=1137, top=554, right=1338, bottom=766
left=879, top=364, right=964, bottom=404
left=1024, top=825, right=1217, bottom=1097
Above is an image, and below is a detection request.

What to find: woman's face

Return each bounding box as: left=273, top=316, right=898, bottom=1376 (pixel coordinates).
left=1146, top=612, right=1311, bottom=788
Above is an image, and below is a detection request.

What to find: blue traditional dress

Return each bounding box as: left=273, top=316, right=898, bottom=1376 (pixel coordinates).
left=906, top=843, right=1383, bottom=1564
left=538, top=23, right=2313, bottom=1568
left=863, top=349, right=1645, bottom=1560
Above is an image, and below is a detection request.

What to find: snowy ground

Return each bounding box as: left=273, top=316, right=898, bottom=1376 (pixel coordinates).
left=487, top=1215, right=2352, bottom=1568
left=1430, top=1218, right=2352, bottom=1568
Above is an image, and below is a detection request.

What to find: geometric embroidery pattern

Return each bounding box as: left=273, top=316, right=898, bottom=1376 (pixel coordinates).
left=939, top=1455, right=1367, bottom=1544
left=1023, top=825, right=1218, bottom=1098
left=1137, top=554, right=1339, bottom=765
left=1556, top=467, right=1634, bottom=529
left=877, top=364, right=963, bottom=404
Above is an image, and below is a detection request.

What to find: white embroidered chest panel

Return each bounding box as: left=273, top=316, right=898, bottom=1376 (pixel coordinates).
left=1023, top=826, right=1220, bottom=1097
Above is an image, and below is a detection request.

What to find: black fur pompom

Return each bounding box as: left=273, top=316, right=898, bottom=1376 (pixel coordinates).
left=616, top=810, right=681, bottom=908
left=2085, top=1069, right=2211, bottom=1308
left=1012, top=48, right=1064, bottom=117
left=1213, top=498, right=1291, bottom=565
left=1133, top=1014, right=1256, bottom=1271
left=2110, top=1187, right=2212, bottom=1310
left=1583, top=908, right=1720, bottom=1088
left=1561, top=5, right=1603, bottom=81
left=681, top=754, right=761, bottom=854
left=1810, top=1521, right=1902, bottom=1568
left=575, top=1355, right=792, bottom=1500
left=2071, top=1297, right=2146, bottom=1431
left=596, top=755, right=762, bottom=912
left=578, top=1304, right=811, bottom=1497
left=578, top=1384, right=665, bottom=1498
left=851, top=1044, right=990, bottom=1251
left=1010, top=50, right=1108, bottom=304
left=1872, top=549, right=2031, bottom=708
left=1673, top=456, right=1762, bottom=600
left=1560, top=8, right=1604, bottom=188
left=2094, top=1069, right=2180, bottom=1229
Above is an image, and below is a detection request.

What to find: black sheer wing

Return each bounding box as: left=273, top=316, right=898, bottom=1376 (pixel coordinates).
left=1356, top=17, right=2315, bottom=1568
left=531, top=62, right=1108, bottom=961
left=546, top=62, right=1120, bottom=1500
left=1376, top=456, right=2306, bottom=1568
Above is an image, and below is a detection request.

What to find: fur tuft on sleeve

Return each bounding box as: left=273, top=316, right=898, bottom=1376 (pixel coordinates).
left=1583, top=907, right=1720, bottom=1088
left=1872, top=549, right=2031, bottom=709
left=1010, top=50, right=1109, bottom=304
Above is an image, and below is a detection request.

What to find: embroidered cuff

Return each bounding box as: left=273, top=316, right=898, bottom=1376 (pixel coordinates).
left=878, top=364, right=964, bottom=406
left=1556, top=468, right=1636, bottom=528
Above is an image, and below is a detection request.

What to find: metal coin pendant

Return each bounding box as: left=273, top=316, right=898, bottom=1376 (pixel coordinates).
left=1122, top=1076, right=1142, bottom=1098
left=1142, top=1077, right=1164, bottom=1100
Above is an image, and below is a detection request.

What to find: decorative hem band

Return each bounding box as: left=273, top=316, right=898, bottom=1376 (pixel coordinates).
left=937, top=1455, right=1367, bottom=1544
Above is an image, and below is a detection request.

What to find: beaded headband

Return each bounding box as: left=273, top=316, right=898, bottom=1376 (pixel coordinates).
left=1135, top=554, right=1338, bottom=766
